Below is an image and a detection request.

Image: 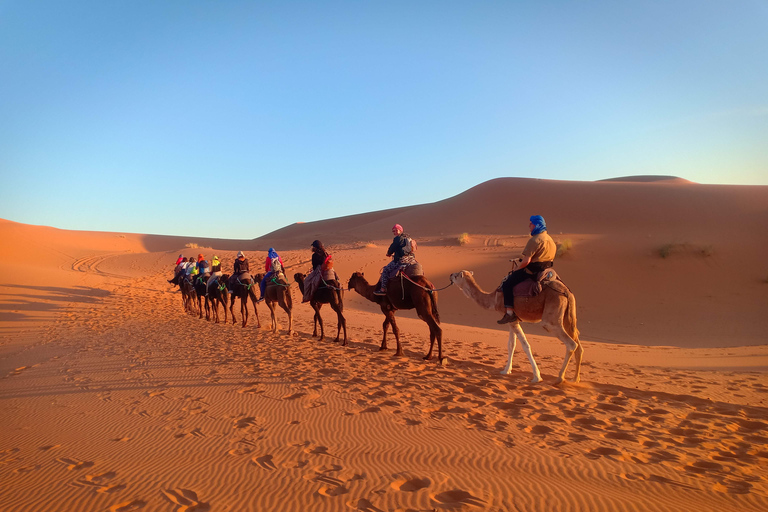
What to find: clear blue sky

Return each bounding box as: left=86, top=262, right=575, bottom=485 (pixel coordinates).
left=1, top=1, right=766, bottom=239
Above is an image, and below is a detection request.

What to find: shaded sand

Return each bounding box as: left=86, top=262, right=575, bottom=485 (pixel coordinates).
left=2, top=177, right=768, bottom=511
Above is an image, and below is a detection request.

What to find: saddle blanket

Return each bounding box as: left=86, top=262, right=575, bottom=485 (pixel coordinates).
left=513, top=269, right=561, bottom=297
left=233, top=272, right=253, bottom=283
left=386, top=261, right=424, bottom=280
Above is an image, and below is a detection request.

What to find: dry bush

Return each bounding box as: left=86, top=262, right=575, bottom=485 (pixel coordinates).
left=556, top=239, right=573, bottom=258
left=185, top=242, right=199, bottom=249
left=458, top=233, right=471, bottom=246
left=658, top=242, right=713, bottom=259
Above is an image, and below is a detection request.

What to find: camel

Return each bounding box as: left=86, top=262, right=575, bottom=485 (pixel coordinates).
left=347, top=272, right=443, bottom=361
left=228, top=273, right=261, bottom=328
left=294, top=272, right=347, bottom=344
left=449, top=270, right=582, bottom=384
left=254, top=272, right=293, bottom=334
left=207, top=274, right=229, bottom=324
left=193, top=275, right=211, bottom=320
left=179, top=276, right=197, bottom=314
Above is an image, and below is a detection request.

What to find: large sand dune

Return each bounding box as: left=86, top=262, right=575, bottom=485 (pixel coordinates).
left=1, top=177, right=767, bottom=511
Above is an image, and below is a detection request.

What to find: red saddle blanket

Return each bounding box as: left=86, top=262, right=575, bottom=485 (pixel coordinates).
left=513, top=269, right=560, bottom=297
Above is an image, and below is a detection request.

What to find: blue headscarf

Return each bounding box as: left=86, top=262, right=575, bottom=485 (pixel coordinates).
left=530, top=215, right=547, bottom=235
left=267, top=248, right=279, bottom=259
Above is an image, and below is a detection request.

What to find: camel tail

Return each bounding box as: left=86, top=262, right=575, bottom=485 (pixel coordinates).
left=564, top=291, right=579, bottom=343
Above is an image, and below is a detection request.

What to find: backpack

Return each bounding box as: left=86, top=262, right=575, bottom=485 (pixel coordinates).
left=403, top=237, right=417, bottom=255
left=270, top=256, right=282, bottom=274
left=321, top=254, right=334, bottom=272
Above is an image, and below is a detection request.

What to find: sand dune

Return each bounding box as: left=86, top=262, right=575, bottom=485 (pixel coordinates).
left=1, top=177, right=767, bottom=511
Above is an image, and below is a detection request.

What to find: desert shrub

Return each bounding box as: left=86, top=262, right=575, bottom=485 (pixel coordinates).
left=658, top=243, right=675, bottom=258
left=185, top=242, right=199, bottom=249
left=364, top=242, right=377, bottom=249
left=556, top=239, right=572, bottom=258
left=458, top=233, right=471, bottom=246
left=658, top=242, right=713, bottom=259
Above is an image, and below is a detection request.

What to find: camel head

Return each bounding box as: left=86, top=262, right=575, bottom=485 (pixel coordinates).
left=347, top=272, right=367, bottom=290
left=293, top=272, right=305, bottom=283
left=449, top=270, right=475, bottom=298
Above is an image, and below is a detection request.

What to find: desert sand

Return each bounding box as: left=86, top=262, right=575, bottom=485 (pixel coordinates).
left=1, top=177, right=767, bottom=511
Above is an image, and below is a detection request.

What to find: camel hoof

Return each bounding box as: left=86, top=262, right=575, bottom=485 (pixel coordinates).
left=423, top=354, right=433, bottom=361
left=499, top=368, right=512, bottom=375
left=530, top=376, right=542, bottom=383
left=439, top=357, right=448, bottom=367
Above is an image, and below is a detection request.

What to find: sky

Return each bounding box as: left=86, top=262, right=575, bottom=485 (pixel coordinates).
left=1, top=0, right=766, bottom=239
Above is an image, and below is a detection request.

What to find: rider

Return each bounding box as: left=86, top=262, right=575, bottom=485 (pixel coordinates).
left=302, top=240, right=329, bottom=303
left=259, top=248, right=284, bottom=300
left=211, top=255, right=222, bottom=273
left=196, top=253, right=211, bottom=283
left=229, top=251, right=250, bottom=290
left=184, top=256, right=198, bottom=280
left=207, top=255, right=223, bottom=295
left=497, top=215, right=556, bottom=324
left=375, top=224, right=416, bottom=296
left=168, top=254, right=185, bottom=284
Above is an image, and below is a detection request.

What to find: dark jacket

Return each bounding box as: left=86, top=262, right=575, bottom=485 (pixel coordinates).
left=387, top=234, right=410, bottom=261
left=311, top=250, right=328, bottom=270
left=234, top=258, right=249, bottom=274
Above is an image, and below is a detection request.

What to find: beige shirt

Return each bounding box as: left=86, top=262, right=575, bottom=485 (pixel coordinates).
left=522, top=232, right=556, bottom=263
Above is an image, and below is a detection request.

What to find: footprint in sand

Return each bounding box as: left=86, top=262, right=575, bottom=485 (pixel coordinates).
left=430, top=489, right=486, bottom=509
left=252, top=454, right=277, bottom=470
left=13, top=465, right=41, bottom=473
left=109, top=499, right=146, bottom=512
left=56, top=457, right=95, bottom=471
left=390, top=476, right=431, bottom=492
left=160, top=488, right=209, bottom=512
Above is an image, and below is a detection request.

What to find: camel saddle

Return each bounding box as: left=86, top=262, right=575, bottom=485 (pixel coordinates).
left=513, top=269, right=566, bottom=297
left=387, top=261, right=424, bottom=280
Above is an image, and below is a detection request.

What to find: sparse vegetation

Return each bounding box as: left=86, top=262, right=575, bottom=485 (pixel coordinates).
left=556, top=239, right=573, bottom=258
left=659, top=243, right=675, bottom=258
left=658, top=242, right=713, bottom=259
left=364, top=242, right=377, bottom=249
left=185, top=242, right=199, bottom=249
left=458, top=233, right=471, bottom=246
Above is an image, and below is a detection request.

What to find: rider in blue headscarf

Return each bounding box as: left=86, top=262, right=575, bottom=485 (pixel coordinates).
left=497, top=215, right=557, bottom=324
left=529, top=215, right=547, bottom=235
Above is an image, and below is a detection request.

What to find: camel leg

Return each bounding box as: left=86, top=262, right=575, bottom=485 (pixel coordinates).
left=540, top=323, right=576, bottom=384
left=230, top=296, right=236, bottom=325
left=572, top=342, right=584, bottom=383
left=249, top=289, right=261, bottom=328
left=509, top=323, right=541, bottom=383
left=283, top=301, right=293, bottom=335
left=380, top=317, right=391, bottom=351
left=389, top=315, right=403, bottom=357
left=422, top=317, right=442, bottom=361
left=241, top=297, right=248, bottom=328
left=312, top=303, right=322, bottom=339
left=268, top=302, right=278, bottom=332
left=335, top=306, right=346, bottom=345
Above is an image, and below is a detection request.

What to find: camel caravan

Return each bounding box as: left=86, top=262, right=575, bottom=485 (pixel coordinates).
left=169, top=217, right=582, bottom=384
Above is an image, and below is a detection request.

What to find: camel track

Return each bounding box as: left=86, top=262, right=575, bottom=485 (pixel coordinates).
left=70, top=252, right=139, bottom=280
